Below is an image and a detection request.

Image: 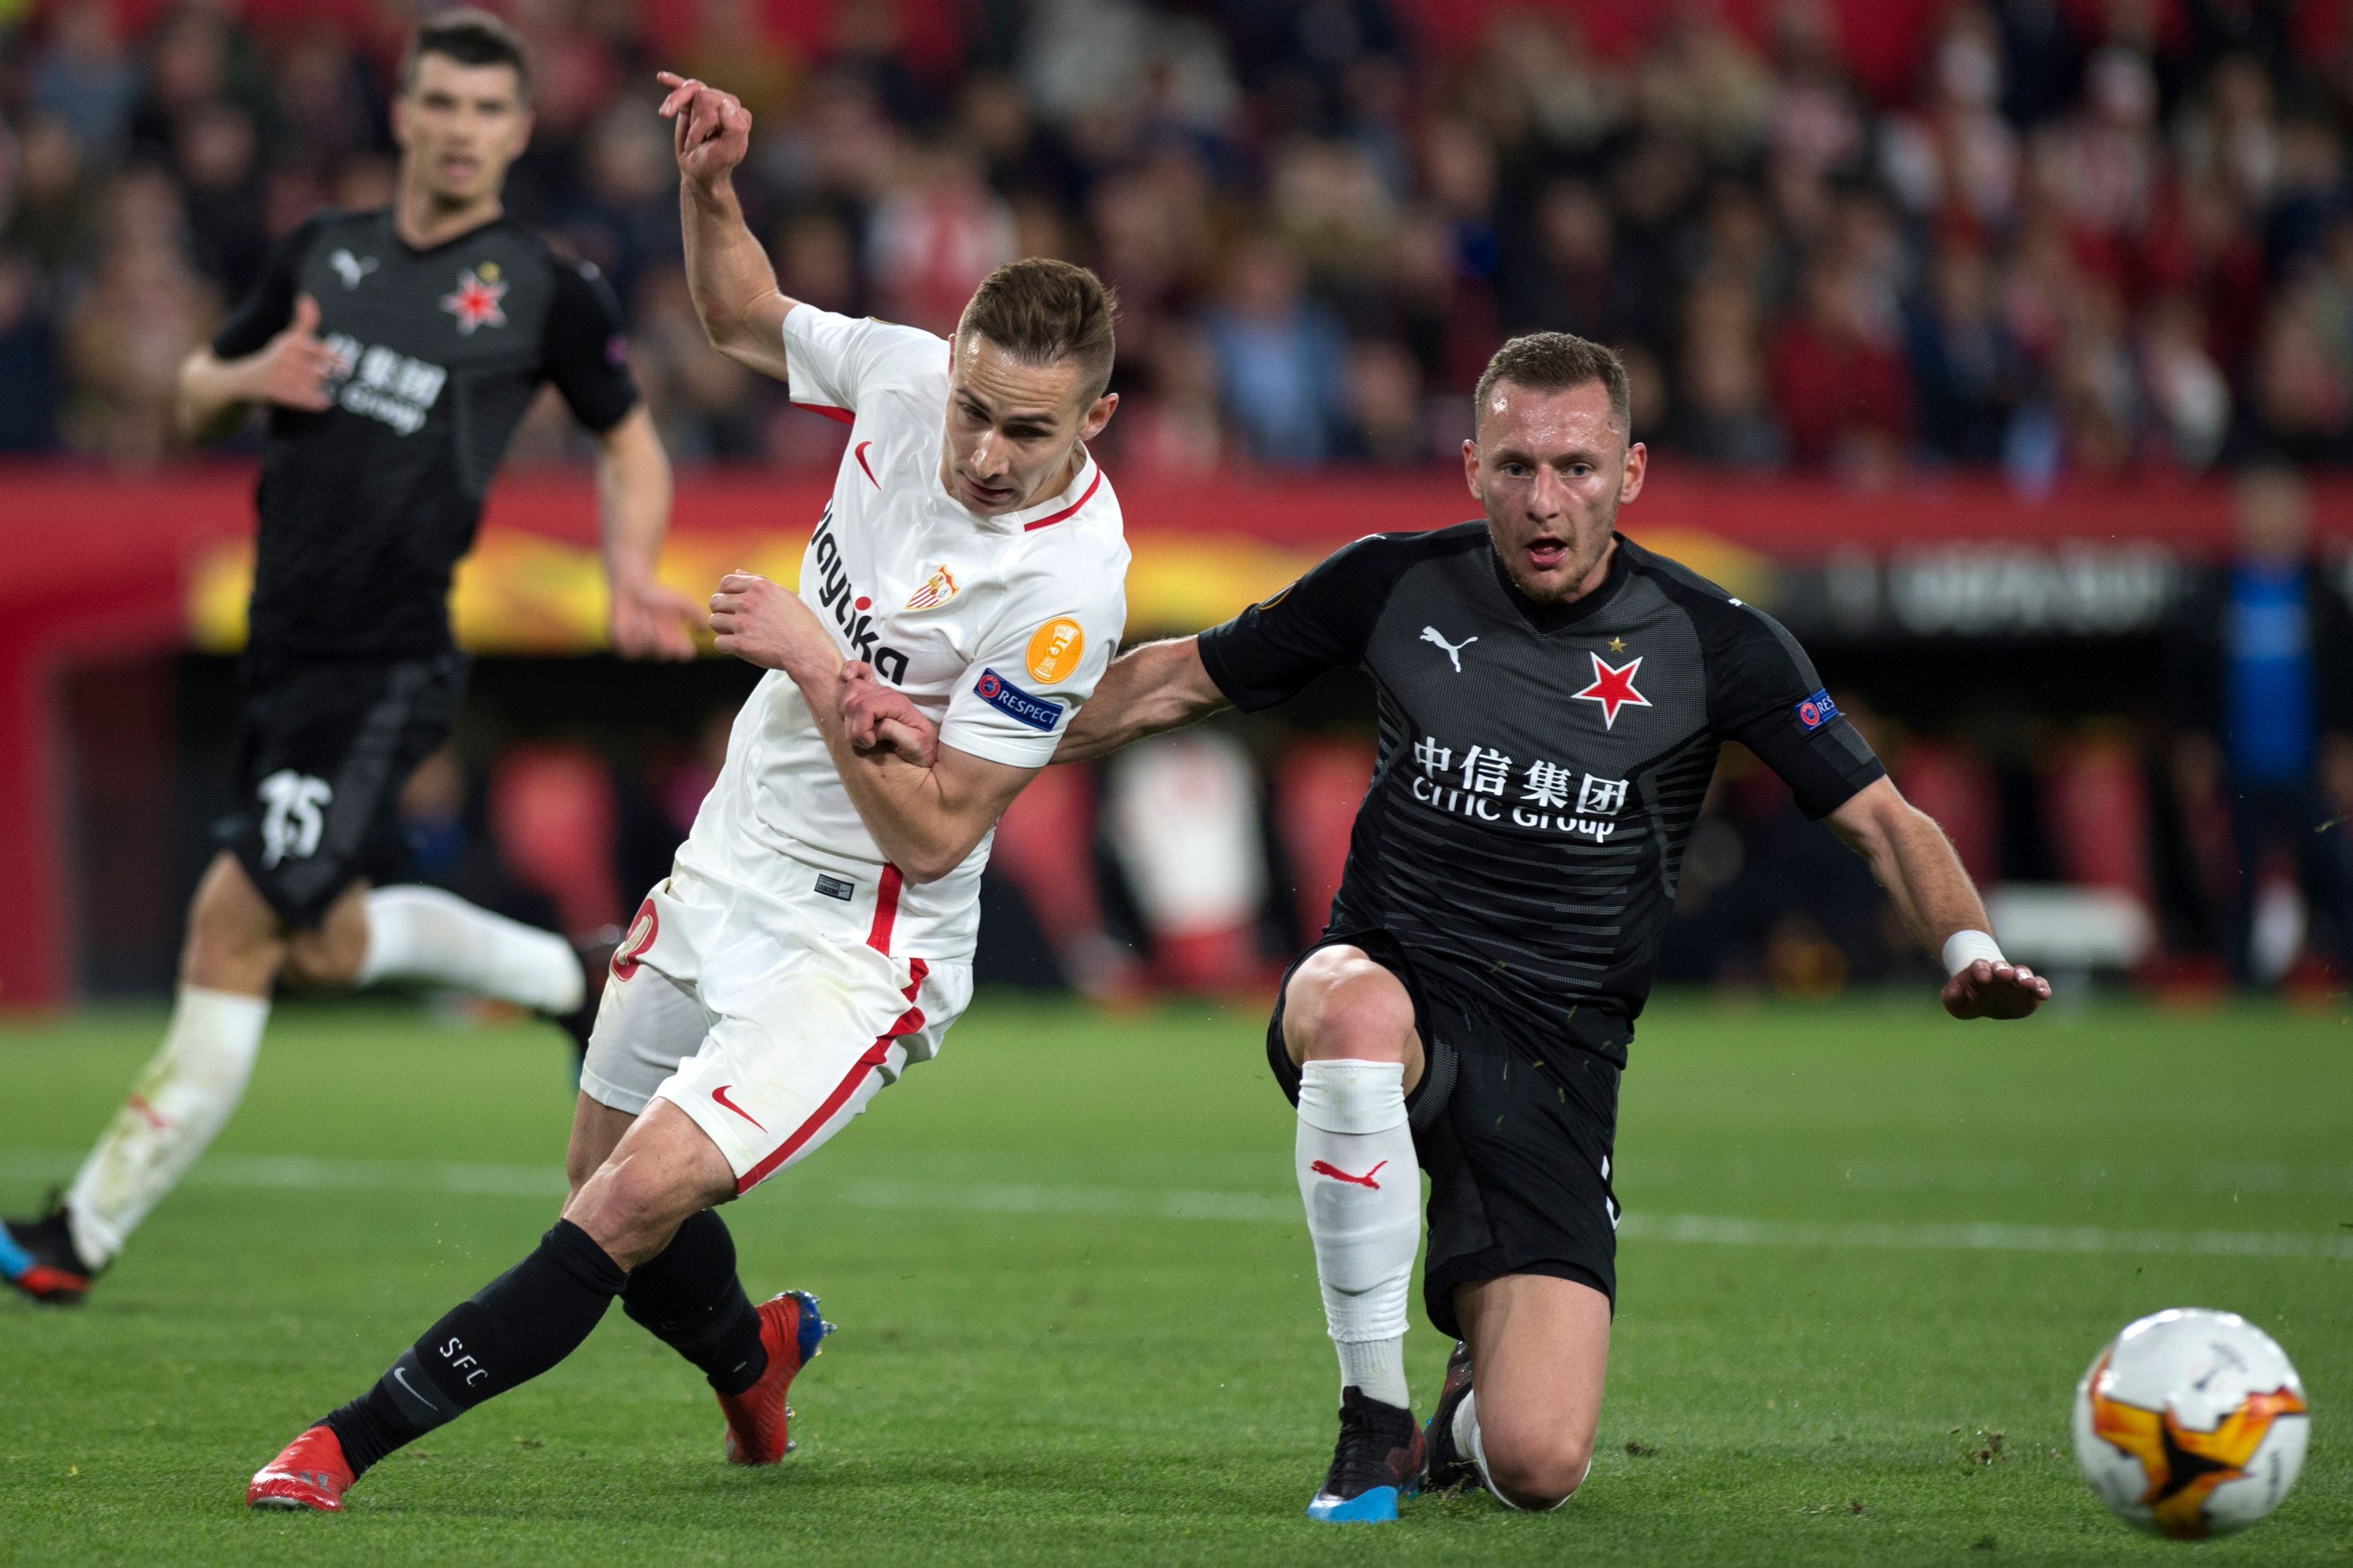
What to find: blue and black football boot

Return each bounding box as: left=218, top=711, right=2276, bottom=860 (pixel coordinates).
left=1306, top=1387, right=1424, bottom=1522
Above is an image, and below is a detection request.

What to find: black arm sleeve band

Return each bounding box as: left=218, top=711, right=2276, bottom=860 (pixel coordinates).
left=211, top=212, right=331, bottom=358
left=1197, top=535, right=1402, bottom=711
left=542, top=261, right=640, bottom=434
left=1693, top=597, right=1885, bottom=819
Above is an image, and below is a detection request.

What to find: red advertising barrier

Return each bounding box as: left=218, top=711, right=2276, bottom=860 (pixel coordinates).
left=3, top=459, right=2346, bottom=1007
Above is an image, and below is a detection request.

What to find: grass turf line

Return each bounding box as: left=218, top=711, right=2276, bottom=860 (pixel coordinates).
left=1, top=993, right=2346, bottom=1566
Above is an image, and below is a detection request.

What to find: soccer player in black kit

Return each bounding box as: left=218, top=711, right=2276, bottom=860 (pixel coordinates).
left=842, top=332, right=2052, bottom=1521
left=1, top=13, right=699, bottom=1307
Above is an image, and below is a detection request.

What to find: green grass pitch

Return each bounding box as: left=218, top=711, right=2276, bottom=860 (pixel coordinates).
left=1, top=991, right=2346, bottom=1565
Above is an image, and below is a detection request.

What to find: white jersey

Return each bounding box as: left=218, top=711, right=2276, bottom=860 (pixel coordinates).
left=673, top=305, right=1129, bottom=961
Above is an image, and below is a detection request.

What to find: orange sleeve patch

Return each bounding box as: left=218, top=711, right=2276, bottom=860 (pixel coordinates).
left=1026, top=617, right=1086, bottom=684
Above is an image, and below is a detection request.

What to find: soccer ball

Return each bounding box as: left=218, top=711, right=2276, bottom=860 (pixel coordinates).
left=2072, top=1308, right=2309, bottom=1540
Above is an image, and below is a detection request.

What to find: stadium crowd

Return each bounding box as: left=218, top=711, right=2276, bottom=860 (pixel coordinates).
left=2, top=0, right=2353, bottom=477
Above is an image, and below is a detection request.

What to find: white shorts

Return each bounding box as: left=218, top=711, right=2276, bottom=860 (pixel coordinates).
left=580, top=871, right=973, bottom=1195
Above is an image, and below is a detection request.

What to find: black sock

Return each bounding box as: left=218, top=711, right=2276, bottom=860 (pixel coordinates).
left=621, top=1209, right=768, bottom=1396
left=323, top=1219, right=628, bottom=1476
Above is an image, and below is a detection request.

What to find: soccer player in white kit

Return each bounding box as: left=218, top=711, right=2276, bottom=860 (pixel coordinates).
left=246, top=71, right=1128, bottom=1511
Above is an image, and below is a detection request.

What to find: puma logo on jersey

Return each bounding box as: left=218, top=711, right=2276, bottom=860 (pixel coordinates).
left=328, top=248, right=378, bottom=290
left=1421, top=626, right=1477, bottom=671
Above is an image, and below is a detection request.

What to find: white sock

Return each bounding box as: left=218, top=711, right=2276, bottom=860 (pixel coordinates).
left=355, top=885, right=584, bottom=1013
left=1295, top=1058, right=1418, bottom=1411
left=1454, top=1389, right=1577, bottom=1511
left=64, top=986, right=271, bottom=1267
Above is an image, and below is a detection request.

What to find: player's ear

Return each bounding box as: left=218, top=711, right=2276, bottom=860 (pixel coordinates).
left=1619, top=440, right=1647, bottom=505
left=1078, top=391, right=1118, bottom=442
left=1461, top=437, right=1483, bottom=501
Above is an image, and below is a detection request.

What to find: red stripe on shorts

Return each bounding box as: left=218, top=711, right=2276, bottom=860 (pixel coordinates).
left=734, top=960, right=930, bottom=1195
left=867, top=863, right=903, bottom=953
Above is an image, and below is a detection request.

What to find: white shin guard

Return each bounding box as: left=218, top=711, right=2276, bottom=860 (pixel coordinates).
left=356, top=885, right=584, bottom=1014
left=65, top=986, right=271, bottom=1267
left=1295, top=1058, right=1420, bottom=1410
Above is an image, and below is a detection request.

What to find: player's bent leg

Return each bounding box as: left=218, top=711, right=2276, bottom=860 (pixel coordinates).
left=10, top=855, right=283, bottom=1301
left=280, top=880, right=373, bottom=988
left=1279, top=947, right=1429, bottom=1520
left=346, top=883, right=587, bottom=1015
left=1448, top=1273, right=1610, bottom=1511
left=1281, top=944, right=1426, bottom=1084
left=566, top=1092, right=637, bottom=1200
left=562, top=1099, right=738, bottom=1269
left=251, top=1108, right=730, bottom=1511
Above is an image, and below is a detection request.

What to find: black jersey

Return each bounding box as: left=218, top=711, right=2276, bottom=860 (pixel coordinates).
left=211, top=208, right=639, bottom=660
left=1199, top=523, right=1885, bottom=1067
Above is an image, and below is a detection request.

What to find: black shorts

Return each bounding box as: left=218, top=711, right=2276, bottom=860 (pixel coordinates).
left=218, top=651, right=468, bottom=927
left=1267, top=928, right=1621, bottom=1342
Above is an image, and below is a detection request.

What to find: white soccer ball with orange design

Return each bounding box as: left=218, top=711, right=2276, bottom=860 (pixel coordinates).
left=2072, top=1308, right=2308, bottom=1540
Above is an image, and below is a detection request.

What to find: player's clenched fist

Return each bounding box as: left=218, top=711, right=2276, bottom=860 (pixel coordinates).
left=656, top=71, right=751, bottom=185
left=709, top=572, right=834, bottom=679
left=840, top=662, right=938, bottom=766
left=248, top=295, right=339, bottom=412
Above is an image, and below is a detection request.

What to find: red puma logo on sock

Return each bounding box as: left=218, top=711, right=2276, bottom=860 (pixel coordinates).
left=1312, top=1159, right=1387, bottom=1189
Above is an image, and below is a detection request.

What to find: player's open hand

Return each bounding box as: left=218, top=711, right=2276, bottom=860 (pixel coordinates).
left=709, top=571, right=835, bottom=681
left=656, top=72, right=751, bottom=186
left=1941, top=958, right=2052, bottom=1020
left=840, top=661, right=938, bottom=766
left=249, top=294, right=338, bottom=412
left=610, top=573, right=702, bottom=661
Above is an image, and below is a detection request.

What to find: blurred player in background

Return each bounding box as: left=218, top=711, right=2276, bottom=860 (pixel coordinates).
left=0, top=12, right=699, bottom=1307
left=847, top=331, right=2052, bottom=1522
left=243, top=72, right=1128, bottom=1512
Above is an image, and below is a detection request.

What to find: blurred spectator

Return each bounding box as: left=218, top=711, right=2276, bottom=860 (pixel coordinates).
left=867, top=140, right=1016, bottom=336
left=557, top=101, right=686, bottom=307
left=1770, top=256, right=1913, bottom=477
left=3, top=115, right=105, bottom=275
left=1202, top=233, right=1347, bottom=464
left=62, top=167, right=219, bottom=464
left=2169, top=465, right=2353, bottom=984
left=631, top=265, right=762, bottom=460
left=0, top=256, right=62, bottom=452
left=32, top=1, right=139, bottom=155
left=1338, top=338, right=1426, bottom=465
left=175, top=102, right=268, bottom=299
left=1670, top=271, right=1785, bottom=468
left=1907, top=241, right=2024, bottom=465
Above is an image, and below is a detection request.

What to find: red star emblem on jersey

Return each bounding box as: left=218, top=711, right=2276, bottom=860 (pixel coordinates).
left=441, top=271, right=507, bottom=334
left=1572, top=651, right=1651, bottom=729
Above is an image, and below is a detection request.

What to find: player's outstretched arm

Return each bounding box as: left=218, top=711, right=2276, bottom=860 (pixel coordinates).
left=710, top=572, right=1035, bottom=881
left=592, top=405, right=699, bottom=660
left=657, top=72, right=796, bottom=382
left=1825, top=776, right=2051, bottom=1020
left=176, top=293, right=338, bottom=441
left=840, top=637, right=1231, bottom=769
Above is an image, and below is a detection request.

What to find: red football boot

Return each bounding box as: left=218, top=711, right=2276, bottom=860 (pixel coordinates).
left=246, top=1424, right=357, bottom=1512
left=717, top=1289, right=834, bottom=1464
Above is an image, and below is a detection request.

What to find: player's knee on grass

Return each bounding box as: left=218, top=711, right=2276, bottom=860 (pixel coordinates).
left=1480, top=1426, right=1592, bottom=1511
left=1282, top=947, right=1421, bottom=1074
